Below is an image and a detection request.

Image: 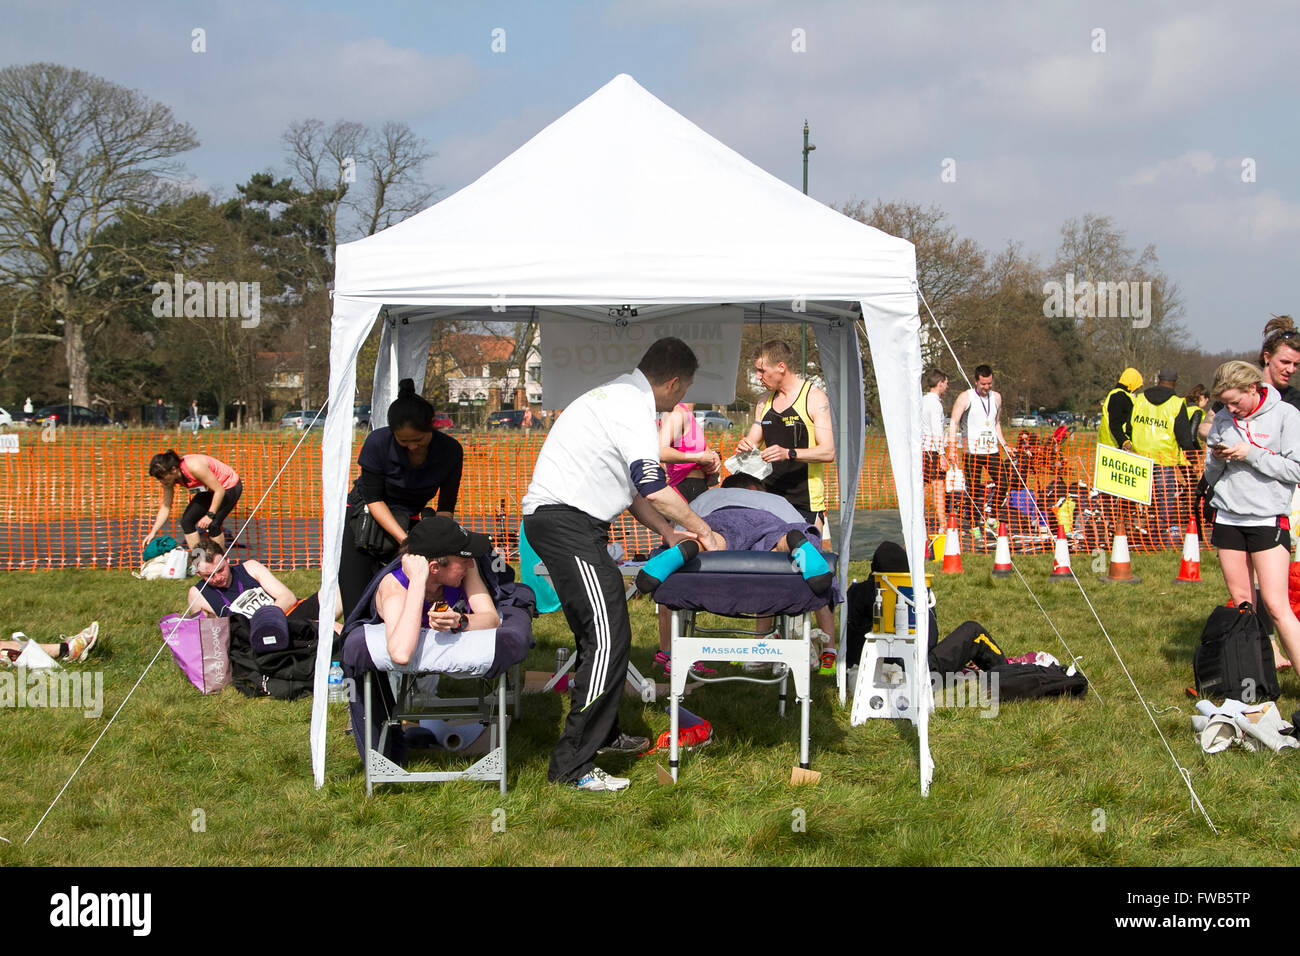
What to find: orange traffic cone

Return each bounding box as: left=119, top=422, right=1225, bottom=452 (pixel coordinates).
left=1105, top=531, right=1141, bottom=584
left=991, top=522, right=1013, bottom=578
left=941, top=513, right=964, bottom=574
left=1174, top=515, right=1202, bottom=584
left=1049, top=525, right=1072, bottom=581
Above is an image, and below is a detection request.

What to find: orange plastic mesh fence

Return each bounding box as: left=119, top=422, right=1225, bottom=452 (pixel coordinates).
left=0, top=428, right=1204, bottom=571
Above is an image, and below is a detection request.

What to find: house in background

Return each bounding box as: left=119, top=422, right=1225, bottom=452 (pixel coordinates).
left=436, top=331, right=542, bottom=423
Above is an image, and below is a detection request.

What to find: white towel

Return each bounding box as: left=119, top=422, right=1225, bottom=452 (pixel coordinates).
left=364, top=624, right=496, bottom=678
left=15, top=639, right=58, bottom=670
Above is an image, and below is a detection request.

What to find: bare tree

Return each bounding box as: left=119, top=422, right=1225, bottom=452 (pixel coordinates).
left=0, top=63, right=198, bottom=406
left=281, top=118, right=363, bottom=260
left=1051, top=213, right=1185, bottom=378
left=357, top=121, right=437, bottom=237
left=282, top=117, right=436, bottom=259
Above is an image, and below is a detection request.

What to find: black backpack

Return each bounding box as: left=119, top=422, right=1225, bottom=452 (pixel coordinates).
left=987, top=662, right=1088, bottom=700
left=228, top=614, right=342, bottom=701
left=1193, top=602, right=1280, bottom=704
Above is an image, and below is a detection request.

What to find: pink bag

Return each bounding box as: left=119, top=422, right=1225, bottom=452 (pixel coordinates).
left=159, top=614, right=231, bottom=694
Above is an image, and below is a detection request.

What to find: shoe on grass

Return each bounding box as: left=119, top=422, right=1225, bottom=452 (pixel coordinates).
left=571, top=767, right=630, bottom=792
left=818, top=649, right=837, bottom=676
left=64, top=621, right=98, bottom=663
left=596, top=733, right=650, bottom=756
left=654, top=651, right=718, bottom=678
left=809, top=628, right=832, bottom=667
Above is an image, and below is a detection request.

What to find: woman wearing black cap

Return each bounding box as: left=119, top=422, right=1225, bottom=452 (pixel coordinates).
left=339, top=379, right=464, bottom=616
left=340, top=513, right=501, bottom=766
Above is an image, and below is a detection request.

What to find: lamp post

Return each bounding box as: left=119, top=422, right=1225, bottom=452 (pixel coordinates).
left=801, top=120, right=816, bottom=370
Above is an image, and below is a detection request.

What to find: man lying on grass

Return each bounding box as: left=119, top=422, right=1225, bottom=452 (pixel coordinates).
left=187, top=538, right=337, bottom=629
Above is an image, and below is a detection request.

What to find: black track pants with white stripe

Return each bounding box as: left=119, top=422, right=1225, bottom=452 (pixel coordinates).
left=525, top=507, right=631, bottom=783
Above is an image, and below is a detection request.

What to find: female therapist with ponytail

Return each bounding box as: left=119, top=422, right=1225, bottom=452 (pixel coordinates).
left=339, top=379, right=464, bottom=617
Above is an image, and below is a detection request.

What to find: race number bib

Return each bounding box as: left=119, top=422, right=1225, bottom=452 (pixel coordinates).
left=229, top=587, right=276, bottom=618
left=973, top=428, right=997, bottom=454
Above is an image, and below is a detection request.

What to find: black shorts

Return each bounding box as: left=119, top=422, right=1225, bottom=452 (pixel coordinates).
left=923, top=450, right=943, bottom=483
left=796, top=507, right=825, bottom=528
left=1210, top=518, right=1291, bottom=554
left=674, top=476, right=708, bottom=503
left=180, top=480, right=243, bottom=534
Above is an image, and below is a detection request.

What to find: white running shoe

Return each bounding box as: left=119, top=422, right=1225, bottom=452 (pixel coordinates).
left=570, top=767, right=631, bottom=792
left=809, top=628, right=832, bottom=667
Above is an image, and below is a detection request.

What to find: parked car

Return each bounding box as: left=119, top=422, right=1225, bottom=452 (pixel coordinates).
left=486, top=409, right=526, bottom=429
left=0, top=405, right=11, bottom=429
left=279, top=409, right=325, bottom=430
left=694, top=409, right=734, bottom=430
left=432, top=411, right=454, bottom=430
left=1009, top=413, right=1047, bottom=428
left=353, top=404, right=371, bottom=428
left=33, top=405, right=111, bottom=426
left=178, top=414, right=213, bottom=432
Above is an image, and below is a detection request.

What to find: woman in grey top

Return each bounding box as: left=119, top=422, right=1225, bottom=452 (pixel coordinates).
left=1204, top=360, right=1300, bottom=669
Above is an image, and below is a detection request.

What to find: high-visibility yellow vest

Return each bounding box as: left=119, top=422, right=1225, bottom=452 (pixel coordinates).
left=1098, top=386, right=1128, bottom=448
left=1130, top=392, right=1188, bottom=466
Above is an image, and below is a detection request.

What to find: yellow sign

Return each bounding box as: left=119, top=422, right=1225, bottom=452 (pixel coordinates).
left=1093, top=445, right=1154, bottom=505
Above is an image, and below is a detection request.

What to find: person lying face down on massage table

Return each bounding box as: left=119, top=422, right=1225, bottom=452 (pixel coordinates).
left=644, top=472, right=835, bottom=676
left=636, top=472, right=834, bottom=596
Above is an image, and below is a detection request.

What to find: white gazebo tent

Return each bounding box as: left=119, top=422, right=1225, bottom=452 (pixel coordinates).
left=313, top=74, right=931, bottom=791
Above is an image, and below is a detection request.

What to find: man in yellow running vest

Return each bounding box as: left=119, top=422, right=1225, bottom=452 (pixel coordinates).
left=1129, top=368, right=1197, bottom=542
left=737, top=339, right=837, bottom=672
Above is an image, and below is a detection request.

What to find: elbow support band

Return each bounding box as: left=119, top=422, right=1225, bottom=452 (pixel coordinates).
left=635, top=539, right=700, bottom=594
left=787, top=533, right=832, bottom=596
left=631, top=459, right=668, bottom=496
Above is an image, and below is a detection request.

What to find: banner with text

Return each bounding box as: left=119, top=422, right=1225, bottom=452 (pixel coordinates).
left=1093, top=445, right=1153, bottom=505
left=538, top=307, right=745, bottom=408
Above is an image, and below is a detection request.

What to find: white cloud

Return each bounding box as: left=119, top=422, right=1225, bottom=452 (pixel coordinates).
left=1175, top=191, right=1300, bottom=243
left=1123, top=150, right=1221, bottom=186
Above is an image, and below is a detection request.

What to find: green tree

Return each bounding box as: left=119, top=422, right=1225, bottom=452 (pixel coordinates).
left=0, top=63, right=198, bottom=406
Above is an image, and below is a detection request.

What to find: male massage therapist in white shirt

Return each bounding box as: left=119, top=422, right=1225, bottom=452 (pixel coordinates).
left=522, top=337, right=721, bottom=793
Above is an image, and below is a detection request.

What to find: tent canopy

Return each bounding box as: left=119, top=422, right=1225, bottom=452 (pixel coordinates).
left=316, top=73, right=928, bottom=790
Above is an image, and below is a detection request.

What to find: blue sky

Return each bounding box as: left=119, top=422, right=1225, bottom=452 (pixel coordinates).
left=5, top=0, right=1297, bottom=351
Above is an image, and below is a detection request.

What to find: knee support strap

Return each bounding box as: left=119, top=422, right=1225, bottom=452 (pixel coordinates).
left=635, top=539, right=700, bottom=594
left=789, top=536, right=832, bottom=596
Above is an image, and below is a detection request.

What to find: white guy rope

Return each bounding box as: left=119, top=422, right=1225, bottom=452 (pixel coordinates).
left=24, top=405, right=330, bottom=845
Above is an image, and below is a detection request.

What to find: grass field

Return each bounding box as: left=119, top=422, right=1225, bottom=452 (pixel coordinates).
left=2, top=550, right=1298, bottom=867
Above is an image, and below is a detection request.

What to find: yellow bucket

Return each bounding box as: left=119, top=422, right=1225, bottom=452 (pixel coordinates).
left=872, top=571, right=933, bottom=634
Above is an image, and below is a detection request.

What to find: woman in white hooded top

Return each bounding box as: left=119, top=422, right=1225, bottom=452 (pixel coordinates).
left=1204, top=360, right=1300, bottom=668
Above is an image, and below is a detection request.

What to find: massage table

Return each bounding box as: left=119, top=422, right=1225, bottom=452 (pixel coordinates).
left=649, top=549, right=838, bottom=782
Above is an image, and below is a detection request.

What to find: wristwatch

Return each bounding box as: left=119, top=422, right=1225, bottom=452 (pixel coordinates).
left=454, top=613, right=469, bottom=633
left=788, top=448, right=798, bottom=460
left=204, top=511, right=217, bottom=521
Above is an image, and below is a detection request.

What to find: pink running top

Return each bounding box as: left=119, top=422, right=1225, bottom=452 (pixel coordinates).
left=665, top=405, right=707, bottom=487
left=179, top=455, right=240, bottom=491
